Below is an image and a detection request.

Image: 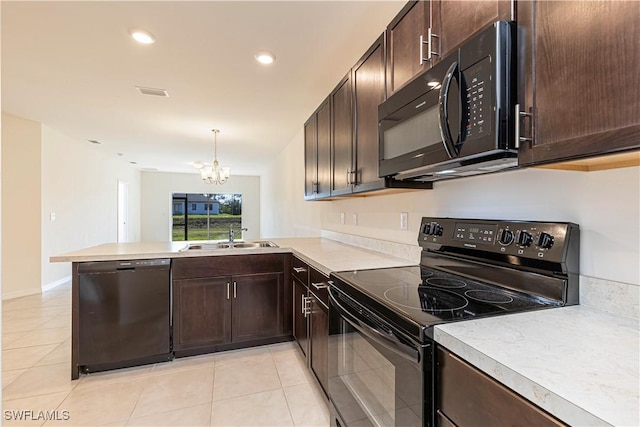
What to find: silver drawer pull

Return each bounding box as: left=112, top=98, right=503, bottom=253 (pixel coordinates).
left=312, top=282, right=329, bottom=290
left=293, top=267, right=308, bottom=273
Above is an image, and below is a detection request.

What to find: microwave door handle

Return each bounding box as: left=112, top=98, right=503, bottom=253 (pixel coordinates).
left=328, top=288, right=421, bottom=363
left=438, top=61, right=459, bottom=159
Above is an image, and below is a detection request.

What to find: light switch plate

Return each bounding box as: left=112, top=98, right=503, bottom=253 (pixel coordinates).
left=340, top=212, right=345, bottom=225
left=400, top=212, right=408, bottom=230
left=352, top=213, right=358, bottom=226
left=50, top=212, right=56, bottom=222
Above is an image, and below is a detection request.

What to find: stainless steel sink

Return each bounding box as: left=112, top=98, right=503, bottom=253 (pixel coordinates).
left=181, top=240, right=278, bottom=251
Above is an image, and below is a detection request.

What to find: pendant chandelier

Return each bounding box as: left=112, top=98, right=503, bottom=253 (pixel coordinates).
left=197, top=129, right=230, bottom=185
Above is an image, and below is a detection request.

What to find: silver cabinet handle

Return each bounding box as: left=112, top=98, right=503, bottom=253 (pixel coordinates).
left=233, top=281, right=237, bottom=299
left=514, top=103, right=533, bottom=148
left=312, top=282, right=329, bottom=290
left=293, top=267, right=307, bottom=273
left=301, top=294, right=306, bottom=316
left=227, top=282, right=230, bottom=300
left=420, top=27, right=440, bottom=65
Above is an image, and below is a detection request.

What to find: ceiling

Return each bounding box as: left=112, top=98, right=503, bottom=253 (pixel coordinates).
left=1, top=1, right=405, bottom=176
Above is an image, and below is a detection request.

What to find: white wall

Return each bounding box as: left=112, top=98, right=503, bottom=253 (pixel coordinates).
left=40, top=124, right=141, bottom=289
left=262, top=133, right=640, bottom=286
left=1, top=113, right=42, bottom=299
left=141, top=172, right=260, bottom=242
left=260, top=128, right=323, bottom=238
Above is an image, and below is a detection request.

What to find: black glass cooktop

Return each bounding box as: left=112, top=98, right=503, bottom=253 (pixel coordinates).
left=332, top=266, right=554, bottom=329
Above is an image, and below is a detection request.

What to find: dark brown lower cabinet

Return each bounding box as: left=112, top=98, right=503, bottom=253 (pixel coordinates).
left=172, top=254, right=290, bottom=357
left=437, top=346, right=566, bottom=427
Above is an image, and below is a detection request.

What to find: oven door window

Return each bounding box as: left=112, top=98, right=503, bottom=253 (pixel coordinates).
left=329, top=306, right=425, bottom=426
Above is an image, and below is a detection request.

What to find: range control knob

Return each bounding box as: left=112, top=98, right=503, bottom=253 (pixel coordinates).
left=422, top=223, right=431, bottom=235
left=536, top=232, right=554, bottom=249
left=516, top=231, right=533, bottom=247
left=431, top=223, right=443, bottom=236
left=498, top=229, right=515, bottom=245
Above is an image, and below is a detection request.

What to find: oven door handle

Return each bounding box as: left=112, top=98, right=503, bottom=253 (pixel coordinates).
left=328, top=287, right=421, bottom=364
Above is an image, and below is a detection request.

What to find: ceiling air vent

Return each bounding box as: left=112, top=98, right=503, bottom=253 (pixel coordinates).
left=135, top=86, right=169, bottom=97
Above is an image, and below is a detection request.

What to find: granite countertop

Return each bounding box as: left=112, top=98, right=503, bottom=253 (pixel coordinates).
left=434, top=306, right=640, bottom=427
left=49, top=237, right=417, bottom=276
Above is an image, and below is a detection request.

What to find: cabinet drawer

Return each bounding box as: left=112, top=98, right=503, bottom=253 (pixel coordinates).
left=309, top=267, right=329, bottom=307
left=292, top=256, right=310, bottom=285
left=173, top=254, right=285, bottom=280
left=437, top=347, right=566, bottom=427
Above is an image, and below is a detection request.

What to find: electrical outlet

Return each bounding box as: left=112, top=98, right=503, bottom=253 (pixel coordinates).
left=352, top=213, right=358, bottom=226
left=400, top=212, right=408, bottom=230
left=340, top=212, right=345, bottom=225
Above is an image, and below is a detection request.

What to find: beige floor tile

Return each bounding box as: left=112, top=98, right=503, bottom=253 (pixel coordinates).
left=127, top=403, right=211, bottom=426
left=3, top=363, right=78, bottom=401
left=269, top=341, right=299, bottom=354
left=211, top=344, right=273, bottom=367
left=213, top=356, right=281, bottom=401
left=44, top=380, right=145, bottom=426
left=39, top=314, right=71, bottom=330
left=283, top=382, right=330, bottom=427
left=4, top=327, right=70, bottom=350
left=3, top=332, right=26, bottom=347
left=3, top=306, right=68, bottom=322
left=211, top=389, right=294, bottom=426
left=131, top=367, right=214, bottom=418
left=75, top=364, right=155, bottom=390
left=2, top=391, right=70, bottom=426
left=273, top=348, right=311, bottom=387
left=2, top=369, right=27, bottom=389
left=151, top=353, right=216, bottom=375
left=2, top=344, right=57, bottom=371
left=2, top=317, right=55, bottom=334
left=36, top=339, right=71, bottom=367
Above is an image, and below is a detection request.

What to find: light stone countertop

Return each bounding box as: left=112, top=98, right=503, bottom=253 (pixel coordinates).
left=434, top=306, right=640, bottom=427
left=49, top=237, right=417, bottom=276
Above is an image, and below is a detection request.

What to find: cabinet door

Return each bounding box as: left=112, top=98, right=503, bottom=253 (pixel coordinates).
left=173, top=277, right=231, bottom=351
left=316, top=98, right=332, bottom=199
left=331, top=73, right=354, bottom=197
left=304, top=115, right=317, bottom=199
left=435, top=0, right=511, bottom=55
left=309, top=294, right=329, bottom=397
left=353, top=34, right=386, bottom=193
left=232, top=273, right=283, bottom=342
left=518, top=0, right=640, bottom=166
left=386, top=1, right=434, bottom=97
left=293, top=278, right=308, bottom=357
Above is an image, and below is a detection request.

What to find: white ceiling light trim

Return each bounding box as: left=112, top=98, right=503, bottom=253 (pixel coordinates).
left=198, top=129, right=230, bottom=185
left=255, top=51, right=276, bottom=65
left=129, top=28, right=156, bottom=44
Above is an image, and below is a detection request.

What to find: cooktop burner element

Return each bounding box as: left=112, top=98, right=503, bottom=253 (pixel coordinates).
left=383, top=286, right=469, bottom=312
left=465, top=289, right=514, bottom=304
left=425, top=277, right=466, bottom=288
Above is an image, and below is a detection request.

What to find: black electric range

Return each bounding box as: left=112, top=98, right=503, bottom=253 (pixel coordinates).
left=327, top=217, right=580, bottom=427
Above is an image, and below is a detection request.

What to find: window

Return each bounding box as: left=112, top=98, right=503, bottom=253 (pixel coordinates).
left=171, top=193, right=242, bottom=241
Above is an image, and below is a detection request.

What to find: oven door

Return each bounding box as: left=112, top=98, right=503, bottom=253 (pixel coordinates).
left=328, top=286, right=432, bottom=427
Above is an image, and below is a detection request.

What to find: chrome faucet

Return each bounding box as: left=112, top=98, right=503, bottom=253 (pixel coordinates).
left=229, top=226, right=248, bottom=244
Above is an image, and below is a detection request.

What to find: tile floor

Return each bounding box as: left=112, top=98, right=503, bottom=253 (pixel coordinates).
left=2, top=282, right=330, bottom=426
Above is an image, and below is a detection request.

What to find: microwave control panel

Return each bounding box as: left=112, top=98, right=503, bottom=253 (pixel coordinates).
left=463, top=56, right=492, bottom=141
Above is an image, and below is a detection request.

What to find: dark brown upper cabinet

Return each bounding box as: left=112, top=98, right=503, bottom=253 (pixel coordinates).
left=386, top=1, right=437, bottom=97
left=304, top=98, right=331, bottom=200
left=352, top=34, right=387, bottom=194
left=435, top=0, right=512, bottom=54
left=517, top=0, right=640, bottom=167
left=330, top=73, right=354, bottom=197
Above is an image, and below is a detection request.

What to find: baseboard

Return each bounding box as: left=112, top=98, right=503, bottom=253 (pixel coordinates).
left=42, top=275, right=72, bottom=292
left=2, top=288, right=41, bottom=301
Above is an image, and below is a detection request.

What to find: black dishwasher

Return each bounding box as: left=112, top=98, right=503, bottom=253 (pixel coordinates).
left=78, top=258, right=172, bottom=373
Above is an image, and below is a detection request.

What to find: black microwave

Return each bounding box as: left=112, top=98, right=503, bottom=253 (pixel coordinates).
left=378, top=21, right=517, bottom=182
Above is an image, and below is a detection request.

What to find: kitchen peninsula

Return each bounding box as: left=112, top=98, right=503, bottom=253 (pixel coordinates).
left=51, top=237, right=639, bottom=427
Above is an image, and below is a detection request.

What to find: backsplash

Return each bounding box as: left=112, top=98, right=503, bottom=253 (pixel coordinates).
left=321, top=230, right=421, bottom=264
left=580, top=276, right=639, bottom=320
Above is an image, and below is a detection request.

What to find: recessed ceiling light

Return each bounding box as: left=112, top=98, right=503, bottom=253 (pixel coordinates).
left=129, top=28, right=156, bottom=44
left=255, top=51, right=276, bottom=65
